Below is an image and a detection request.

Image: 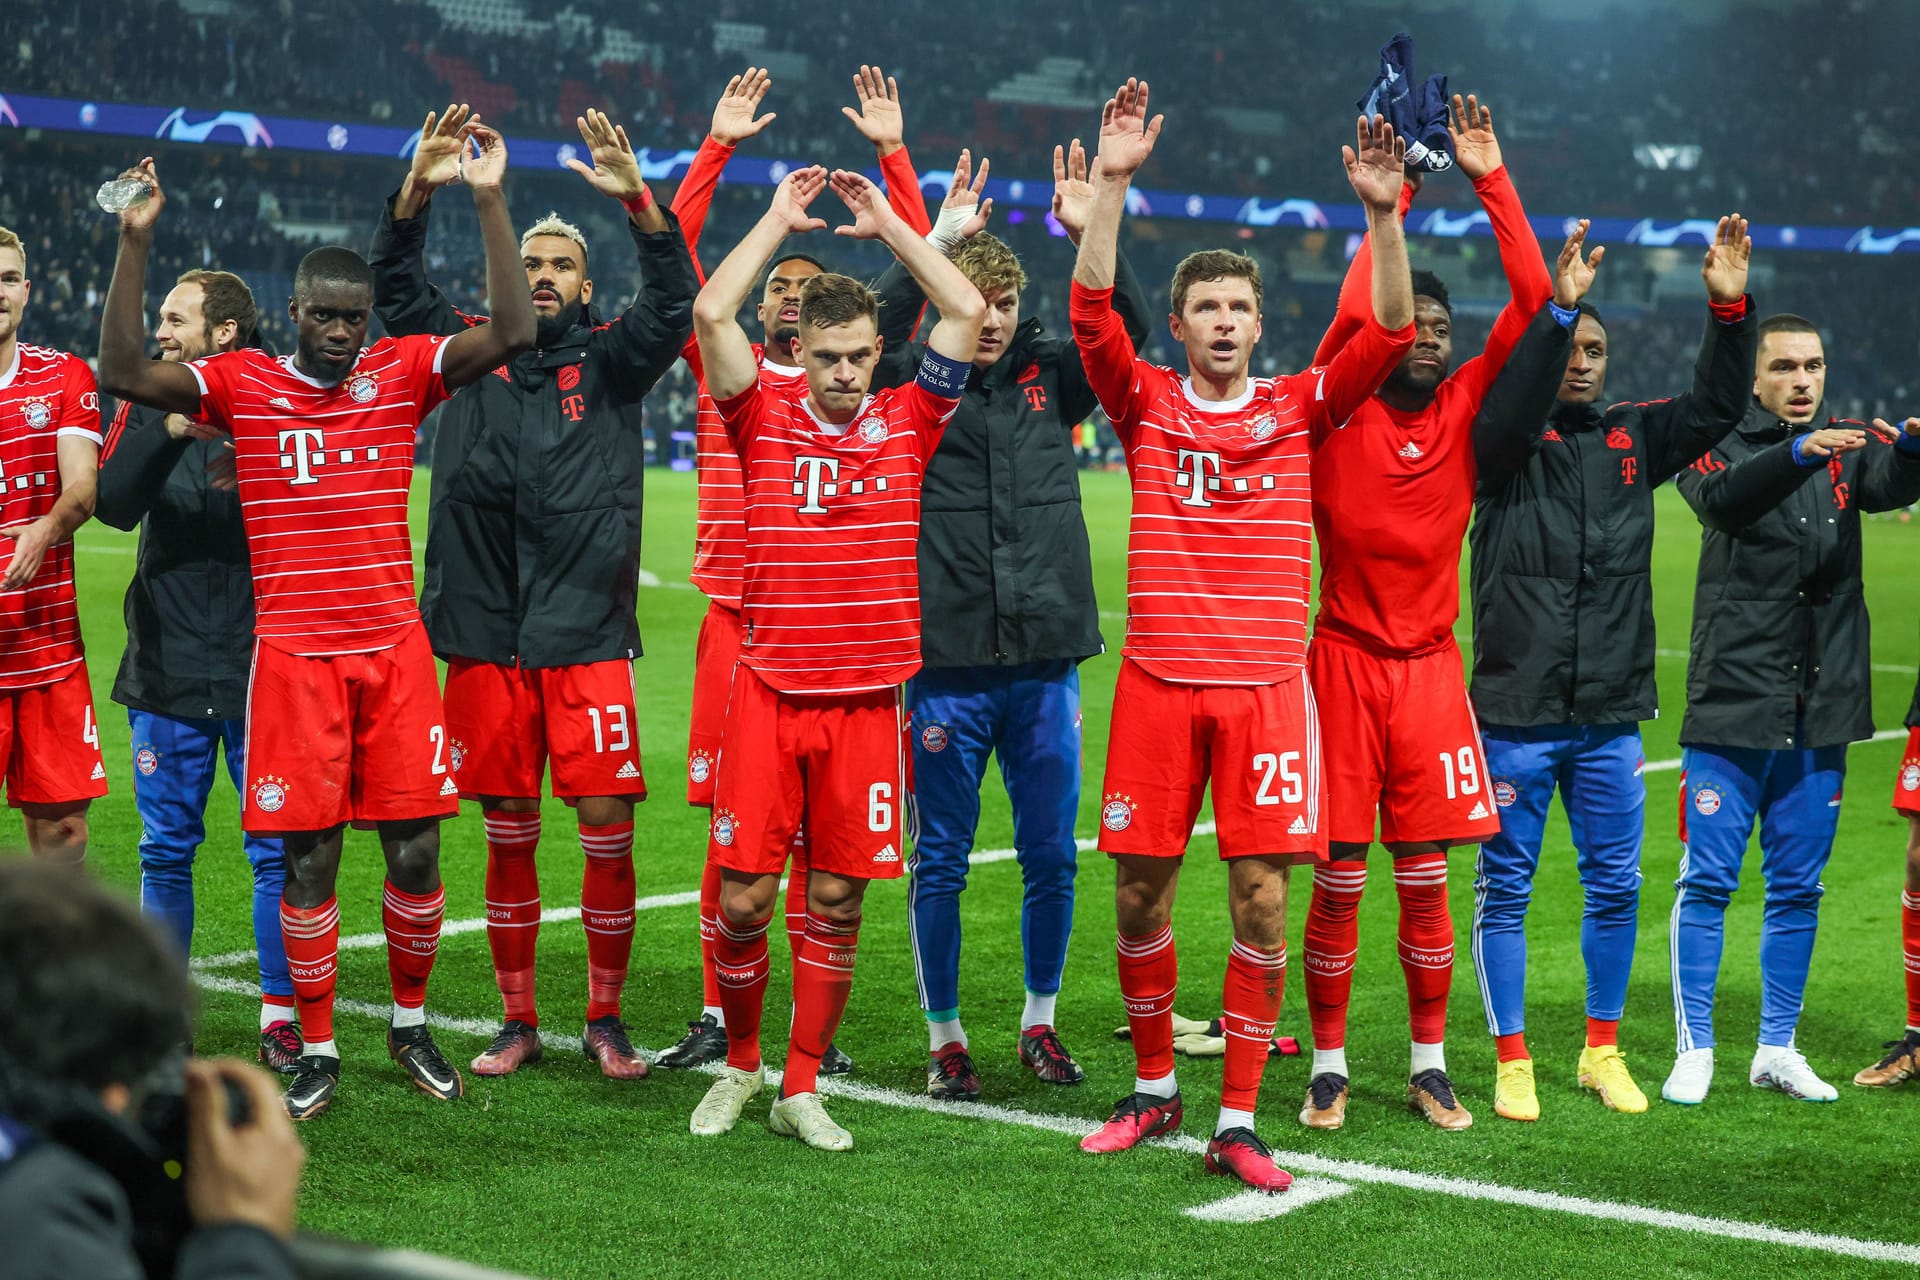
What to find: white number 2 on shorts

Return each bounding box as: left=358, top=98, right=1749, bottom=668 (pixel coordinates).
left=429, top=724, right=447, bottom=775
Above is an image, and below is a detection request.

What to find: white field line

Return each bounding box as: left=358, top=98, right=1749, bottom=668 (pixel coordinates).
left=187, top=964, right=1920, bottom=1262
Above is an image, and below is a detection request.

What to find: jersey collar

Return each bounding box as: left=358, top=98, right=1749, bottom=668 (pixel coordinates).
left=1181, top=376, right=1255, bottom=414
left=802, top=393, right=872, bottom=438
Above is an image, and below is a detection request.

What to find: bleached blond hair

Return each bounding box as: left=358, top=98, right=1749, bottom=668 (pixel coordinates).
left=0, top=225, right=24, bottom=275
left=520, top=214, right=588, bottom=267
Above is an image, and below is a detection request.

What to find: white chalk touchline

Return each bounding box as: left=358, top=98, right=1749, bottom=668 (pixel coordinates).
left=186, top=966, right=1920, bottom=1263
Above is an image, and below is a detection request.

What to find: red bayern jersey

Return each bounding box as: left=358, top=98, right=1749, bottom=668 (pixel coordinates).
left=1070, top=282, right=1412, bottom=686
left=685, top=341, right=807, bottom=605
left=0, top=343, right=102, bottom=689
left=716, top=367, right=960, bottom=694
left=186, top=336, right=450, bottom=656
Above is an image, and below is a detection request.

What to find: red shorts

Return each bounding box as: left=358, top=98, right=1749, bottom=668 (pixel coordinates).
left=243, top=623, right=457, bottom=832
left=444, top=658, right=646, bottom=803
left=0, top=662, right=108, bottom=807
left=1097, top=658, right=1326, bottom=862
left=686, top=600, right=743, bottom=806
left=1893, top=726, right=1920, bottom=817
left=1307, top=635, right=1501, bottom=847
left=708, top=663, right=908, bottom=881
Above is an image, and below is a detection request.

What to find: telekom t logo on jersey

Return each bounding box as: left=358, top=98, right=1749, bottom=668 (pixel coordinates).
left=793, top=455, right=840, bottom=514
left=1177, top=448, right=1222, bottom=507
left=278, top=426, right=326, bottom=485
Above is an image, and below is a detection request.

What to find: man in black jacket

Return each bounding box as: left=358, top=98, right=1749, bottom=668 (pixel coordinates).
left=1664, top=313, right=1920, bottom=1106
left=95, top=268, right=300, bottom=1074
left=370, top=105, right=696, bottom=1080
left=1466, top=216, right=1754, bottom=1123
left=868, top=143, right=1146, bottom=1098
left=0, top=862, right=303, bottom=1280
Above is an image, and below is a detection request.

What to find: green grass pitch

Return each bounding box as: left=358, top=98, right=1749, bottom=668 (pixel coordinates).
left=49, top=469, right=1920, bottom=1279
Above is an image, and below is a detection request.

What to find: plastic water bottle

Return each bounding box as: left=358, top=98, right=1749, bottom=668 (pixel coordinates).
left=95, top=177, right=152, bottom=214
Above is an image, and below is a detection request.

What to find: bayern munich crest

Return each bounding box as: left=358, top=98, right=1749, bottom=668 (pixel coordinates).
left=1493, top=778, right=1517, bottom=809
left=1693, top=786, right=1722, bottom=817
left=1249, top=411, right=1278, bottom=441
left=712, top=808, right=737, bottom=847
left=1902, top=763, right=1920, bottom=792
left=1102, top=794, right=1135, bottom=832
left=859, top=414, right=888, bottom=444
left=21, top=399, right=51, bottom=430
left=688, top=750, right=713, bottom=785
left=920, top=723, right=949, bottom=753
left=347, top=374, right=378, bottom=404
left=449, top=739, right=466, bottom=773
left=253, top=775, right=289, bottom=813
left=135, top=745, right=159, bottom=776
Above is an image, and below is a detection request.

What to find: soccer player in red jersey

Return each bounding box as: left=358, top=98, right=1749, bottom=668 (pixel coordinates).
left=1071, top=80, right=1415, bottom=1193
left=685, top=165, right=983, bottom=1149
left=1298, top=95, right=1552, bottom=1132
left=97, top=137, right=534, bottom=1120
left=0, top=224, right=105, bottom=864
left=656, top=65, right=933, bottom=1072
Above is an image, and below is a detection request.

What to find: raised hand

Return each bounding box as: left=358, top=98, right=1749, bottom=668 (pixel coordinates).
left=565, top=108, right=646, bottom=201
left=831, top=169, right=896, bottom=240
left=1799, top=425, right=1866, bottom=458
left=408, top=103, right=473, bottom=192
left=1447, top=93, right=1502, bottom=179
left=944, top=149, right=994, bottom=240
left=1343, top=115, right=1408, bottom=212
left=460, top=123, right=508, bottom=189
left=710, top=67, right=776, bottom=146
left=841, top=64, right=905, bottom=155
left=1554, top=219, right=1605, bottom=307
left=1700, top=213, right=1753, bottom=305
left=1871, top=417, right=1920, bottom=444
left=115, top=157, right=165, bottom=231
left=1095, top=79, right=1163, bottom=180
left=767, top=165, right=830, bottom=234
left=1051, top=138, right=1096, bottom=241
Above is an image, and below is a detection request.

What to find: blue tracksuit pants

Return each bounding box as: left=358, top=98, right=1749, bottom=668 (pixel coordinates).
left=130, top=709, right=291, bottom=999
left=907, top=661, right=1081, bottom=1020
left=1472, top=723, right=1646, bottom=1036
left=1670, top=740, right=1845, bottom=1052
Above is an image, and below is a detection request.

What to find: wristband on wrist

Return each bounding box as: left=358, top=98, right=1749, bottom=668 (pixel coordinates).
left=1547, top=300, right=1581, bottom=329
left=1791, top=435, right=1821, bottom=468
left=926, top=203, right=972, bottom=256
left=1708, top=294, right=1748, bottom=322
left=622, top=187, right=656, bottom=218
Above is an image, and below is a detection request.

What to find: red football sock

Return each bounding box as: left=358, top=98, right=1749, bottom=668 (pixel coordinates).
left=482, top=810, right=542, bottom=1026
left=785, top=911, right=859, bottom=1096
left=1393, top=853, right=1454, bottom=1044
left=383, top=880, right=444, bottom=1011
left=698, top=859, right=722, bottom=1010
left=1585, top=1018, right=1619, bottom=1049
left=1116, top=923, right=1178, bottom=1082
left=1903, top=890, right=1920, bottom=1030
left=1221, top=938, right=1285, bottom=1112
left=1303, top=862, right=1367, bottom=1052
left=579, top=821, right=636, bottom=1022
left=279, top=898, right=339, bottom=1046
left=784, top=834, right=811, bottom=964
left=713, top=914, right=772, bottom=1072
left=1496, top=1032, right=1530, bottom=1062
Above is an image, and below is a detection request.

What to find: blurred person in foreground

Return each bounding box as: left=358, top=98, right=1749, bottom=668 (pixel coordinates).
left=0, top=859, right=304, bottom=1279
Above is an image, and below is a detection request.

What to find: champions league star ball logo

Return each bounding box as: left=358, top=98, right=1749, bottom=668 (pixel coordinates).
left=21, top=399, right=51, bottom=430
left=920, top=723, right=949, bottom=754
left=712, top=808, right=738, bottom=847
left=253, top=776, right=289, bottom=814
left=688, top=751, right=713, bottom=785
left=1102, top=794, right=1135, bottom=833
left=1693, top=786, right=1722, bottom=817
left=135, top=746, right=159, bottom=777
left=1249, top=412, right=1278, bottom=442
left=1903, top=763, right=1920, bottom=793
left=859, top=415, right=889, bottom=444
left=1492, top=778, right=1517, bottom=809
left=347, top=375, right=378, bottom=404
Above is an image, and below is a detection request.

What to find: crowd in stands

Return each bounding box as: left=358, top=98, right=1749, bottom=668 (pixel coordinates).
left=3, top=0, right=1914, bottom=228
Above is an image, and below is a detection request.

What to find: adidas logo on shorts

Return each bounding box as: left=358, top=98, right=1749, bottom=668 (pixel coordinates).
left=615, top=761, right=640, bottom=780
left=873, top=844, right=900, bottom=864
left=1287, top=815, right=1308, bottom=835
left=439, top=777, right=458, bottom=796
left=90, top=761, right=106, bottom=781
left=1468, top=800, right=1489, bottom=821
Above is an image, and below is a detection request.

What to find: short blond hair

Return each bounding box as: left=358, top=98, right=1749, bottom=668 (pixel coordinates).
left=797, top=273, right=878, bottom=331
left=0, top=225, right=24, bottom=275
left=951, top=233, right=1026, bottom=296
left=520, top=213, right=588, bottom=266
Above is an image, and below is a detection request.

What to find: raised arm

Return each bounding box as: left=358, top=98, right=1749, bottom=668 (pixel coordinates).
left=1857, top=418, right=1920, bottom=512
left=1643, top=214, right=1757, bottom=482
left=830, top=170, right=983, bottom=363
left=694, top=167, right=830, bottom=401
left=373, top=103, right=483, bottom=337
left=1445, top=95, right=1553, bottom=395
left=436, top=125, right=536, bottom=390
left=843, top=64, right=933, bottom=235
left=674, top=68, right=777, bottom=270
left=1311, top=176, right=1414, bottom=367
left=1310, top=115, right=1417, bottom=430
left=97, top=159, right=207, bottom=417
left=1677, top=427, right=1862, bottom=534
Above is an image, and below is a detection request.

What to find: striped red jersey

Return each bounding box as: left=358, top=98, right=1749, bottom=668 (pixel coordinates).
left=685, top=340, right=806, bottom=606
left=0, top=344, right=102, bottom=689
left=186, top=337, right=449, bottom=656
left=717, top=363, right=961, bottom=694
left=1070, top=282, right=1413, bottom=686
